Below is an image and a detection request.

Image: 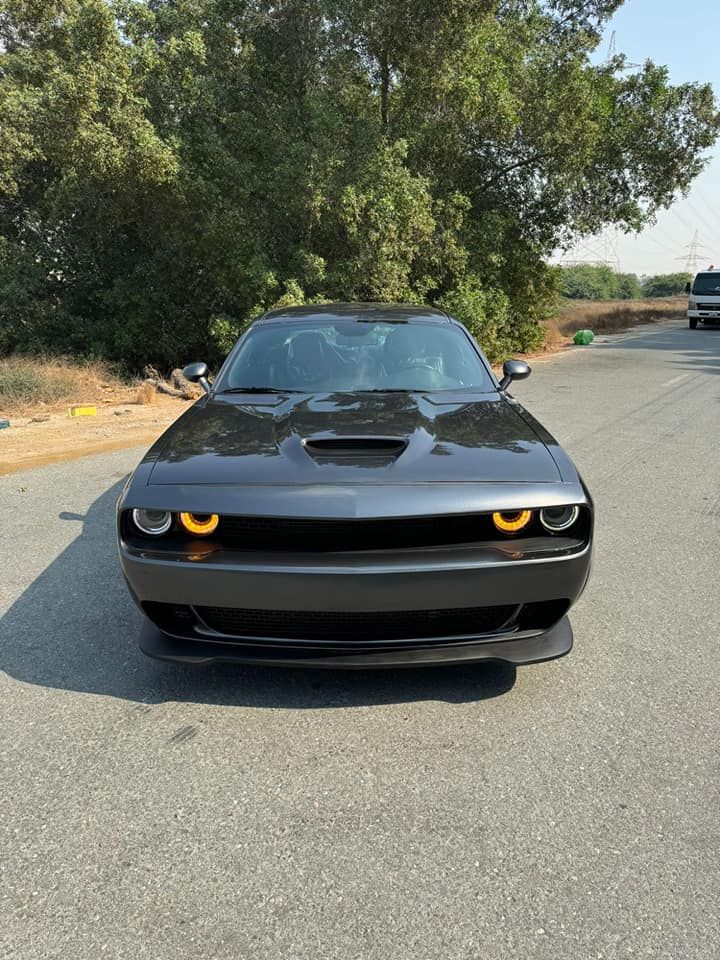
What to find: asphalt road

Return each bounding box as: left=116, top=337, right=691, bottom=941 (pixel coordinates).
left=1, top=318, right=719, bottom=960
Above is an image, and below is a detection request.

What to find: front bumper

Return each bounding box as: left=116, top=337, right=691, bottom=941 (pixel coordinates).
left=120, top=538, right=591, bottom=667
left=688, top=309, right=720, bottom=320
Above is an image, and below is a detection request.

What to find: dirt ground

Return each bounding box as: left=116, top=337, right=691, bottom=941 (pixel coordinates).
left=0, top=394, right=193, bottom=476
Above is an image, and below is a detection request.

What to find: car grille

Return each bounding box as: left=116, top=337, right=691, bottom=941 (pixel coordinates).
left=218, top=514, right=502, bottom=552
left=195, top=604, right=518, bottom=641
left=697, top=303, right=720, bottom=311
left=142, top=599, right=569, bottom=644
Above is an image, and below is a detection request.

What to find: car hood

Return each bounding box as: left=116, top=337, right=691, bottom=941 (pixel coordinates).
left=147, top=392, right=562, bottom=485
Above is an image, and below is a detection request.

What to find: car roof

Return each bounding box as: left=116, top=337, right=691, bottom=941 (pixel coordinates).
left=257, top=302, right=452, bottom=324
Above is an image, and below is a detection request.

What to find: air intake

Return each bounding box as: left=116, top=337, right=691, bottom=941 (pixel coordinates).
left=303, top=436, right=407, bottom=459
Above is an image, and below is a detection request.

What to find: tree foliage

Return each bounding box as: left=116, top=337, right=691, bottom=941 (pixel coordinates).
left=560, top=265, right=641, bottom=300
left=0, top=0, right=718, bottom=366
left=641, top=272, right=692, bottom=298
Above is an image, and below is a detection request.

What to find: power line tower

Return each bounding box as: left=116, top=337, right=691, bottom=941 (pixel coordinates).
left=676, top=230, right=711, bottom=274
left=605, top=29, right=641, bottom=69
left=602, top=229, right=621, bottom=273
left=606, top=30, right=617, bottom=60
left=594, top=30, right=641, bottom=276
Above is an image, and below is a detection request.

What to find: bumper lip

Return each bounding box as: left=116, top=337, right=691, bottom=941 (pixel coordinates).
left=139, top=615, right=574, bottom=668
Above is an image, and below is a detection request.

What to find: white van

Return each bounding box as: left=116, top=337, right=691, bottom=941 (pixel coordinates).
left=686, top=268, right=720, bottom=329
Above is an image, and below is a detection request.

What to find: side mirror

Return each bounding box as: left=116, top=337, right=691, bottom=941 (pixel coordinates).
left=499, top=359, right=531, bottom=392
left=685, top=282, right=691, bottom=294
left=182, top=361, right=211, bottom=395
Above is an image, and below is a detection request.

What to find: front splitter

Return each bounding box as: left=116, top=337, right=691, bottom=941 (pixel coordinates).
left=138, top=616, right=573, bottom=668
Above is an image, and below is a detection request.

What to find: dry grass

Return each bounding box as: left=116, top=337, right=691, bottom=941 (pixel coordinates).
left=543, top=297, right=685, bottom=348
left=0, top=357, right=128, bottom=414
left=134, top=380, right=157, bottom=405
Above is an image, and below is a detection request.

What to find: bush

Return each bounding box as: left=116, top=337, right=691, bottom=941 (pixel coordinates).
left=438, top=277, right=514, bottom=362
left=0, top=359, right=75, bottom=405
left=641, top=273, right=692, bottom=298
left=0, top=357, right=120, bottom=410
left=560, top=265, right=641, bottom=301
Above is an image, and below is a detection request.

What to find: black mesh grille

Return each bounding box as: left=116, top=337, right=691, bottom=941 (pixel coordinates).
left=218, top=514, right=502, bottom=552
left=194, top=604, right=518, bottom=641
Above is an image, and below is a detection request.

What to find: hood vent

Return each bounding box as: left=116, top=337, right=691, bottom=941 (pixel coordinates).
left=303, top=436, right=407, bottom=462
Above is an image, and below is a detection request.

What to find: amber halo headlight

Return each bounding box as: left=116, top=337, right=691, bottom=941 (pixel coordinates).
left=179, top=512, right=220, bottom=536
left=492, top=510, right=533, bottom=534
left=132, top=508, right=172, bottom=536
left=539, top=505, right=580, bottom=533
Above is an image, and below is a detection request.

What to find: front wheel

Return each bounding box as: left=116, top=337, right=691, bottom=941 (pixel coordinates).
left=689, top=317, right=698, bottom=329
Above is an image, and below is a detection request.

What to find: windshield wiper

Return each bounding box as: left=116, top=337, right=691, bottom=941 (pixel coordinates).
left=219, top=386, right=303, bottom=394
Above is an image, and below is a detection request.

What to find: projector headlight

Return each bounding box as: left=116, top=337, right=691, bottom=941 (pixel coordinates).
left=132, top=508, right=172, bottom=536
left=539, top=505, right=580, bottom=533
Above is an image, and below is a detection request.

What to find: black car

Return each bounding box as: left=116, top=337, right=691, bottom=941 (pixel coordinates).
left=117, top=303, right=593, bottom=667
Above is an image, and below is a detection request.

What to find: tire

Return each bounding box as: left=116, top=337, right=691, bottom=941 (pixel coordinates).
left=689, top=317, right=698, bottom=329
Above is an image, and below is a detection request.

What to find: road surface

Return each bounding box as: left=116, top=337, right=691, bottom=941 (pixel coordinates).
left=1, top=319, right=719, bottom=959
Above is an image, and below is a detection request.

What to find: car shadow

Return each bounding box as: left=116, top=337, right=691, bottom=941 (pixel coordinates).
left=0, top=478, right=517, bottom=707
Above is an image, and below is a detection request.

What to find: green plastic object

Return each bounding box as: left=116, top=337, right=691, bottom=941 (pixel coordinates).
left=573, top=329, right=594, bottom=345
left=0, top=419, right=10, bottom=429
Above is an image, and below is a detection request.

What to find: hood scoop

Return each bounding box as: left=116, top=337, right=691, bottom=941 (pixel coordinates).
left=302, top=435, right=408, bottom=466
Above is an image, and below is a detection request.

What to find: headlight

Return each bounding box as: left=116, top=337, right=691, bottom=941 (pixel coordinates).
left=179, top=512, right=220, bottom=536
left=492, top=510, right=533, bottom=533
left=132, top=508, right=172, bottom=536
left=539, top=505, right=580, bottom=533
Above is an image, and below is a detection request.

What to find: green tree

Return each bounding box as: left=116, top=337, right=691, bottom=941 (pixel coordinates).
left=560, top=265, right=616, bottom=300
left=616, top=273, right=641, bottom=300
left=1, top=0, right=718, bottom=366
left=559, top=265, right=641, bottom=300
left=641, top=272, right=693, bottom=298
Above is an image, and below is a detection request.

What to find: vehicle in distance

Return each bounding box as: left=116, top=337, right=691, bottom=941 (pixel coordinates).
left=686, top=268, right=720, bottom=328
left=117, top=303, right=593, bottom=668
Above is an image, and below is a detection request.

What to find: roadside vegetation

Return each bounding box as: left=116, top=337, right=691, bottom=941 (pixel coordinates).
left=1, top=0, right=718, bottom=370
left=544, top=297, right=685, bottom=348
left=559, top=266, right=692, bottom=302
left=0, top=357, right=127, bottom=413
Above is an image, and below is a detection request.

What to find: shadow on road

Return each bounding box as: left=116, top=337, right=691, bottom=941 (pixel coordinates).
left=601, top=322, right=720, bottom=377
left=0, top=479, right=516, bottom=707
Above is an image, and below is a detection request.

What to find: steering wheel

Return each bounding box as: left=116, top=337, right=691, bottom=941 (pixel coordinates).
left=388, top=362, right=463, bottom=390
left=394, top=361, right=438, bottom=374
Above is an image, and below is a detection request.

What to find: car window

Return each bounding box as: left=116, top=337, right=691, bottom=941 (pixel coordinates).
left=217, top=320, right=495, bottom=393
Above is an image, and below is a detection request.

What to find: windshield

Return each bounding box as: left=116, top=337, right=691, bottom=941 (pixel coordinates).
left=216, top=319, right=495, bottom=393
left=692, top=273, right=720, bottom=295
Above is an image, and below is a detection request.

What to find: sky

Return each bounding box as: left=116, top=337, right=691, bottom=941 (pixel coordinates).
left=558, top=0, right=720, bottom=277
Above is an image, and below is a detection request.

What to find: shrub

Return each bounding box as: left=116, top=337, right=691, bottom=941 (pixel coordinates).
left=438, top=277, right=514, bottom=362
left=641, top=273, right=692, bottom=298
left=0, top=359, right=75, bottom=405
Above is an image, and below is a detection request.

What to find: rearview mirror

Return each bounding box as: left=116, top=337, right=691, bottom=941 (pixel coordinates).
left=685, top=282, right=691, bottom=294
left=499, top=359, right=531, bottom=391
left=182, top=361, right=211, bottom=395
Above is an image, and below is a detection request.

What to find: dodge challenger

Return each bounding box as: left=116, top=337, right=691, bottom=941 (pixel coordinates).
left=117, top=303, right=593, bottom=667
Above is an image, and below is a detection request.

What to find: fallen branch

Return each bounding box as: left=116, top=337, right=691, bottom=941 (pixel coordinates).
left=142, top=365, right=201, bottom=400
